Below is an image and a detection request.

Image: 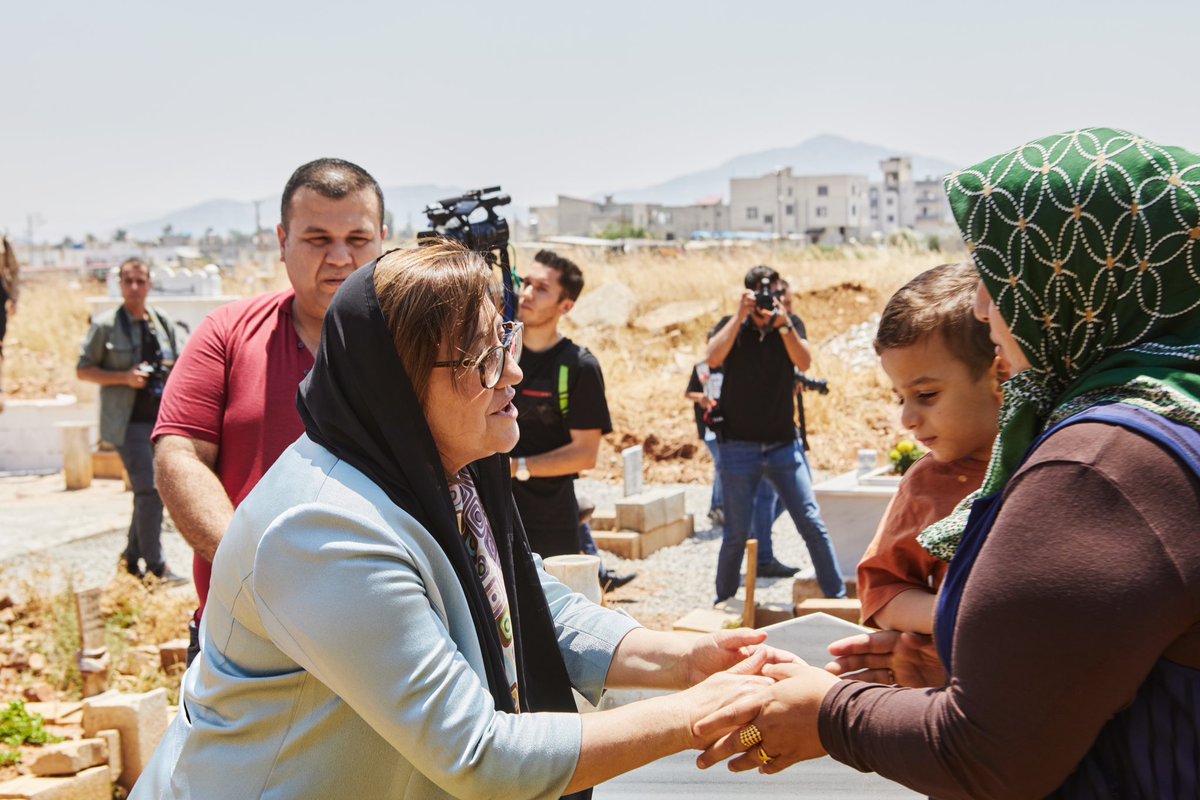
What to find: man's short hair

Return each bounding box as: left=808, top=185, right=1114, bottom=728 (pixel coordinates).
left=744, top=265, right=780, bottom=290
left=874, top=262, right=995, bottom=377
left=534, top=249, right=584, bottom=301
left=280, top=158, right=385, bottom=230
left=119, top=257, right=150, bottom=280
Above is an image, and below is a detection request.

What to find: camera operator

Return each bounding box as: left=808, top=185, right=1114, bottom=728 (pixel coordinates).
left=706, top=265, right=845, bottom=604
left=77, top=257, right=185, bottom=585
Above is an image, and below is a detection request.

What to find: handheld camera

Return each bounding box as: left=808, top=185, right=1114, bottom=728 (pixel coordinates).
left=418, top=187, right=517, bottom=320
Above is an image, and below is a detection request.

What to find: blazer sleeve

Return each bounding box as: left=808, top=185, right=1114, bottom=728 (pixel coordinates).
left=250, top=503, right=584, bottom=800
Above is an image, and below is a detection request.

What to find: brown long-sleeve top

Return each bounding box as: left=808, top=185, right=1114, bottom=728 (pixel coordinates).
left=820, top=422, right=1200, bottom=800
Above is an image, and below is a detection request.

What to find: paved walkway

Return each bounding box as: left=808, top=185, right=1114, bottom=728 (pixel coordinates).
left=0, top=473, right=193, bottom=599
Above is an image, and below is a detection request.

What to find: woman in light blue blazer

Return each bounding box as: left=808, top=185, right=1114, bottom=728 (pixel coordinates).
left=133, top=242, right=783, bottom=799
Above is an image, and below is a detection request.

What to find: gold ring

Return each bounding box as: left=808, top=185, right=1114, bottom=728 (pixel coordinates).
left=756, top=745, right=775, bottom=765
left=737, top=724, right=763, bottom=749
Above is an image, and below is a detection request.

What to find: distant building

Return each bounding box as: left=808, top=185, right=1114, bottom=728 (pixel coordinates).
left=530, top=194, right=731, bottom=241
left=730, top=168, right=870, bottom=244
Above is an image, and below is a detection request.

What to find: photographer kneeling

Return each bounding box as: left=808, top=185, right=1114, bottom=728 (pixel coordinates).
left=77, top=258, right=185, bottom=585
left=706, top=266, right=845, bottom=604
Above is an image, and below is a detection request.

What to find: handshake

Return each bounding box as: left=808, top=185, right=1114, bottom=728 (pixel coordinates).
left=670, top=627, right=940, bottom=776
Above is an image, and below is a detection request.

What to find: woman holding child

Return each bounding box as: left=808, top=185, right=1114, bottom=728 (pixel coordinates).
left=131, top=242, right=780, bottom=799
left=697, top=127, right=1200, bottom=797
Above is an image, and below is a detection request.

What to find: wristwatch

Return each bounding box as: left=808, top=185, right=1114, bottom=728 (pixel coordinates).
left=778, top=323, right=793, bottom=335
left=515, top=457, right=531, bottom=482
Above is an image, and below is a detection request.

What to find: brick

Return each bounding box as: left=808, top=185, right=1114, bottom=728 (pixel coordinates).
left=81, top=688, right=167, bottom=791
left=28, top=739, right=108, bottom=777
left=614, top=488, right=685, bottom=532
left=0, top=765, right=110, bottom=799
left=158, top=639, right=189, bottom=674
left=95, top=731, right=121, bottom=783
left=795, top=598, right=862, bottom=624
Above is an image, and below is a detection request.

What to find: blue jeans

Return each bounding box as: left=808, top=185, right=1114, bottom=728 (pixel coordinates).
left=715, top=438, right=845, bottom=602
left=712, top=431, right=780, bottom=562
left=703, top=433, right=723, bottom=513
left=750, top=482, right=783, bottom=563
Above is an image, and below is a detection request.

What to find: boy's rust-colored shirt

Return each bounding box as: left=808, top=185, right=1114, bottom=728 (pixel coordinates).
left=857, top=454, right=987, bottom=628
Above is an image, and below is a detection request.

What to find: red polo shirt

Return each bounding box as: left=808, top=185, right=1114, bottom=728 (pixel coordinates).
left=154, top=289, right=314, bottom=617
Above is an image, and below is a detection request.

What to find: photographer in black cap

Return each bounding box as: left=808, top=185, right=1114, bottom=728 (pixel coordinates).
left=706, top=265, right=845, bottom=604
left=77, top=257, right=184, bottom=584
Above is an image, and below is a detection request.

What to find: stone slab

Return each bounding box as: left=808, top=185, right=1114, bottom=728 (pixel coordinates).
left=81, top=688, right=167, bottom=791
left=589, top=509, right=616, bottom=531
left=672, top=607, right=741, bottom=633
left=795, top=598, right=863, bottom=625
left=615, top=488, right=686, bottom=533
left=28, top=738, right=108, bottom=777
left=760, top=612, right=871, bottom=665
left=0, top=765, right=110, bottom=800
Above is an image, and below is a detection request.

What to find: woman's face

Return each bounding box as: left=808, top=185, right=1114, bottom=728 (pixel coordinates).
left=974, top=282, right=1032, bottom=374
left=423, top=304, right=523, bottom=476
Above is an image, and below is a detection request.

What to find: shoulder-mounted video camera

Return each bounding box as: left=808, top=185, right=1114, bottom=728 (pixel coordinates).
left=418, top=187, right=518, bottom=320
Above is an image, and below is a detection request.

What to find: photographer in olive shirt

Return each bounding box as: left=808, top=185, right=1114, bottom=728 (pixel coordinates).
left=77, top=258, right=184, bottom=584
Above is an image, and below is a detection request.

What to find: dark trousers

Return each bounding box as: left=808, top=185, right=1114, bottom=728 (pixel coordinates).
left=116, top=421, right=165, bottom=574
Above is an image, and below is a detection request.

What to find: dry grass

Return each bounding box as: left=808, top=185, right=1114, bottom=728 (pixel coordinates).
left=3, top=245, right=948, bottom=476
left=0, top=567, right=195, bottom=704
left=3, top=274, right=98, bottom=402
left=558, top=244, right=941, bottom=479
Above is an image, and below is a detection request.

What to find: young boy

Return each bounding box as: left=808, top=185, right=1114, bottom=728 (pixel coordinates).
left=857, top=262, right=1006, bottom=633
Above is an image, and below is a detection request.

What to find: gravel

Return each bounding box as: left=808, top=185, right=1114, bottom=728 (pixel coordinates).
left=578, top=476, right=831, bottom=628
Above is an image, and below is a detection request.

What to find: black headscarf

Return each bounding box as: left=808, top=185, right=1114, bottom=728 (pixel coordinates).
left=296, top=261, right=582, bottom=729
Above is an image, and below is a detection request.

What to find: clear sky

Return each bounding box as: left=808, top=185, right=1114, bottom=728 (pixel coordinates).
left=4, top=0, right=1197, bottom=240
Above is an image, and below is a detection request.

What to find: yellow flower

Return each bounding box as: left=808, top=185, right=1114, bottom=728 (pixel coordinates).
left=888, top=449, right=902, bottom=462
left=896, top=440, right=915, bottom=454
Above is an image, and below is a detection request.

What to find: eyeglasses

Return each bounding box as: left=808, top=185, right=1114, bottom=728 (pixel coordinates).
left=434, top=321, right=523, bottom=389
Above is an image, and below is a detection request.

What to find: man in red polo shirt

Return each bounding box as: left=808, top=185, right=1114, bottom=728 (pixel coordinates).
left=153, top=158, right=386, bottom=662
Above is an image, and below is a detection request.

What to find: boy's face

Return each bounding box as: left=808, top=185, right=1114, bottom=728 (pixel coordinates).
left=880, top=334, right=1004, bottom=463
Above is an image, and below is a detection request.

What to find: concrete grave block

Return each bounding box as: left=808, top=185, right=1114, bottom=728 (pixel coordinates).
left=638, top=514, right=693, bottom=557
left=81, top=688, right=167, bottom=791
left=590, top=530, right=641, bottom=560
left=589, top=509, right=616, bottom=531
left=0, top=765, right=110, bottom=800
left=96, top=731, right=121, bottom=783
left=760, top=612, right=870, bottom=665
left=615, top=488, right=686, bottom=533
left=796, top=598, right=863, bottom=624
left=28, top=738, right=108, bottom=777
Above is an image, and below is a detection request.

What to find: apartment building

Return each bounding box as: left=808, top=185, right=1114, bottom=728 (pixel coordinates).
left=730, top=168, right=870, bottom=244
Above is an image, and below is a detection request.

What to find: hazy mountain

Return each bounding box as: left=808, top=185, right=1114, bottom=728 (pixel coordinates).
left=607, top=134, right=959, bottom=206
left=123, top=184, right=467, bottom=240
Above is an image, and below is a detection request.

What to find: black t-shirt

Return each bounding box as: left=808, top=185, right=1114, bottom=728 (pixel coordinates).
left=511, top=338, right=612, bottom=539
left=710, top=313, right=806, bottom=444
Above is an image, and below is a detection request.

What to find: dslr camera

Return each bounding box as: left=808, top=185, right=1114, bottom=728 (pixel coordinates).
left=136, top=359, right=174, bottom=400
left=419, top=187, right=517, bottom=319
left=755, top=277, right=776, bottom=311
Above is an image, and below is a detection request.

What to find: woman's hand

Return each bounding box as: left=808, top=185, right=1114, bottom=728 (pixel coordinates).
left=693, top=661, right=839, bottom=773
left=673, top=650, right=777, bottom=749
left=682, top=628, right=805, bottom=686
left=825, top=630, right=944, bottom=688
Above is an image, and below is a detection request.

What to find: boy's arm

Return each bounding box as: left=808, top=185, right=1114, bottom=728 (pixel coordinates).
left=871, top=588, right=936, bottom=634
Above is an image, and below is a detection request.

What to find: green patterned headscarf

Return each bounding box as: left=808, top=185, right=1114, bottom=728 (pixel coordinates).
left=919, top=127, right=1200, bottom=561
